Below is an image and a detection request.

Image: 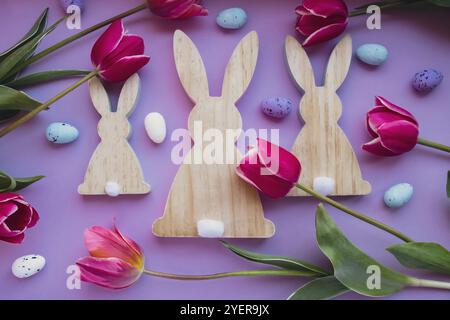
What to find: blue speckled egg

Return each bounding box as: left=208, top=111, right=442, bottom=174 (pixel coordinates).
left=412, top=69, right=443, bottom=93
left=261, top=97, right=293, bottom=119
left=46, top=122, right=79, bottom=144
left=216, top=8, right=247, bottom=30
left=60, top=0, right=85, bottom=12
left=384, top=183, right=413, bottom=208
left=356, top=43, right=388, bottom=66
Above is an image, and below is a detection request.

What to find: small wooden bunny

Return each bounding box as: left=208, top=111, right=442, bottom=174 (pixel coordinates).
left=78, top=73, right=150, bottom=196
left=285, top=35, right=371, bottom=196
left=152, top=30, right=275, bottom=238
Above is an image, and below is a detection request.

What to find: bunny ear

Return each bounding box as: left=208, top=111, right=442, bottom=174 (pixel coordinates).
left=173, top=30, right=209, bottom=104
left=89, top=76, right=111, bottom=116
left=117, top=73, right=140, bottom=117
left=221, top=31, right=259, bottom=103
left=324, top=34, right=352, bottom=91
left=285, top=35, right=315, bottom=92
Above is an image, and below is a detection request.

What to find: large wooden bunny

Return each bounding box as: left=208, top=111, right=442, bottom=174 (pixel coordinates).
left=78, top=73, right=150, bottom=196
left=152, top=30, right=275, bottom=238
left=285, top=35, right=371, bottom=196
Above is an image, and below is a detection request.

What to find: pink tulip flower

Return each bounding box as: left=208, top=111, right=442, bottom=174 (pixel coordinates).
left=363, top=96, right=419, bottom=157
left=0, top=193, right=39, bottom=244
left=146, top=0, right=208, bottom=19
left=76, top=224, right=144, bottom=289
left=236, top=138, right=301, bottom=199
left=295, top=0, right=348, bottom=47
left=91, top=20, right=150, bottom=82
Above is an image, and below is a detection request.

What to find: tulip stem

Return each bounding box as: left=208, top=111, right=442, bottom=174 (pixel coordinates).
left=143, top=269, right=313, bottom=280
left=294, top=183, right=413, bottom=243
left=409, top=277, right=450, bottom=290
left=417, top=137, right=450, bottom=154
left=0, top=70, right=98, bottom=137
left=10, top=4, right=149, bottom=74
left=349, top=0, right=424, bottom=17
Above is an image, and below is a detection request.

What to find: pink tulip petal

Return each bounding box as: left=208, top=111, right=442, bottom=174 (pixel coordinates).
left=303, top=0, right=348, bottom=18
left=76, top=256, right=142, bottom=289
left=113, top=223, right=143, bottom=262
left=91, top=20, right=124, bottom=67
left=0, top=193, right=21, bottom=203
left=362, top=137, right=398, bottom=157
left=366, top=106, right=418, bottom=137
left=375, top=96, right=418, bottom=126
left=377, top=120, right=418, bottom=154
left=0, top=233, right=25, bottom=244
left=28, top=208, right=39, bottom=228
left=296, top=14, right=347, bottom=36
left=84, top=226, right=143, bottom=268
left=0, top=202, right=18, bottom=224
left=148, top=0, right=208, bottom=19
left=301, top=21, right=348, bottom=47
left=100, top=35, right=145, bottom=70
left=295, top=5, right=313, bottom=16
left=0, top=202, right=32, bottom=236
left=100, top=55, right=150, bottom=82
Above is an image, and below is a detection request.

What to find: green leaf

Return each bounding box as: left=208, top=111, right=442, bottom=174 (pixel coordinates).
left=427, top=0, right=450, bottom=7
left=387, top=242, right=450, bottom=275
left=446, top=171, right=450, bottom=198
left=0, top=8, right=48, bottom=62
left=0, top=171, right=43, bottom=192
left=0, top=110, right=20, bottom=123
left=6, top=70, right=91, bottom=89
left=288, top=276, right=350, bottom=300
left=315, top=204, right=412, bottom=297
left=221, top=241, right=329, bottom=276
left=0, top=85, right=41, bottom=111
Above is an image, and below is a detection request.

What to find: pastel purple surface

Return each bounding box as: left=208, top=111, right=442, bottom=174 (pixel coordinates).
left=0, top=0, right=449, bottom=300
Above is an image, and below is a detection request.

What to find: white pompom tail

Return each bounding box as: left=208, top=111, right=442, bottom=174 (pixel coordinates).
left=105, top=181, right=121, bottom=197
left=197, top=219, right=225, bottom=238
left=313, top=177, right=335, bottom=196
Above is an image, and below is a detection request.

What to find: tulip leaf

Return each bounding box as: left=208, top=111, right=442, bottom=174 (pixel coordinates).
left=315, top=204, right=412, bottom=297
left=0, top=171, right=43, bottom=192
left=387, top=242, right=450, bottom=275
left=447, top=171, right=450, bottom=198
left=288, top=276, right=350, bottom=300
left=0, top=8, right=48, bottom=62
left=427, top=0, right=450, bottom=7
left=0, top=110, right=20, bottom=123
left=0, top=85, right=42, bottom=111
left=221, top=241, right=329, bottom=276
left=5, top=70, right=91, bottom=89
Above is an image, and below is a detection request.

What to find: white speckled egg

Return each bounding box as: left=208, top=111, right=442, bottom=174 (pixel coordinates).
left=46, top=122, right=79, bottom=144
left=356, top=43, right=388, bottom=66
left=384, top=183, right=413, bottom=208
left=145, top=112, right=166, bottom=144
left=216, top=8, right=248, bottom=30
left=12, top=254, right=46, bottom=279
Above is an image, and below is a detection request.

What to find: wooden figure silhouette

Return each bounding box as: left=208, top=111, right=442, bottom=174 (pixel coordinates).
left=78, top=73, right=150, bottom=196
left=285, top=35, right=371, bottom=196
left=152, top=30, right=275, bottom=238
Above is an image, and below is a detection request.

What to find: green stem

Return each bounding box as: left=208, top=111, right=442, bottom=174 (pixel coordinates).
left=410, top=278, right=450, bottom=290
left=11, top=4, right=148, bottom=73
left=417, top=137, right=450, bottom=153
left=143, top=269, right=311, bottom=280
left=349, top=0, right=424, bottom=17
left=0, top=70, right=98, bottom=137
left=295, top=183, right=413, bottom=243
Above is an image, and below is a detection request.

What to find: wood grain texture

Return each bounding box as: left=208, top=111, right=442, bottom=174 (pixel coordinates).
left=153, top=30, right=274, bottom=238
left=78, top=73, right=150, bottom=195
left=285, top=35, right=371, bottom=196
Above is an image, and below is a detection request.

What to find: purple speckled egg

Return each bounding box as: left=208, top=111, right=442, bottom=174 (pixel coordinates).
left=412, top=69, right=443, bottom=93
left=261, top=97, right=293, bottom=119
left=60, top=0, right=85, bottom=12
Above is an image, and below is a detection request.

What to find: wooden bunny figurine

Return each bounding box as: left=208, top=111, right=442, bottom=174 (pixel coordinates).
left=285, top=35, right=371, bottom=196
left=152, top=30, right=275, bottom=238
left=78, top=73, right=150, bottom=196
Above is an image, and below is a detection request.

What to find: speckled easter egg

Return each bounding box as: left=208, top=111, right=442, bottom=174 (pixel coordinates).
left=12, top=254, right=46, bottom=279
left=261, top=97, right=293, bottom=119
left=59, top=0, right=85, bottom=12
left=356, top=43, right=388, bottom=66
left=384, top=183, right=413, bottom=208
left=216, top=8, right=248, bottom=30
left=46, top=122, right=79, bottom=144
left=412, top=69, right=443, bottom=93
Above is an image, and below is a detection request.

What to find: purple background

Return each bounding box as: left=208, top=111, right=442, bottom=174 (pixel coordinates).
left=1, top=0, right=449, bottom=300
